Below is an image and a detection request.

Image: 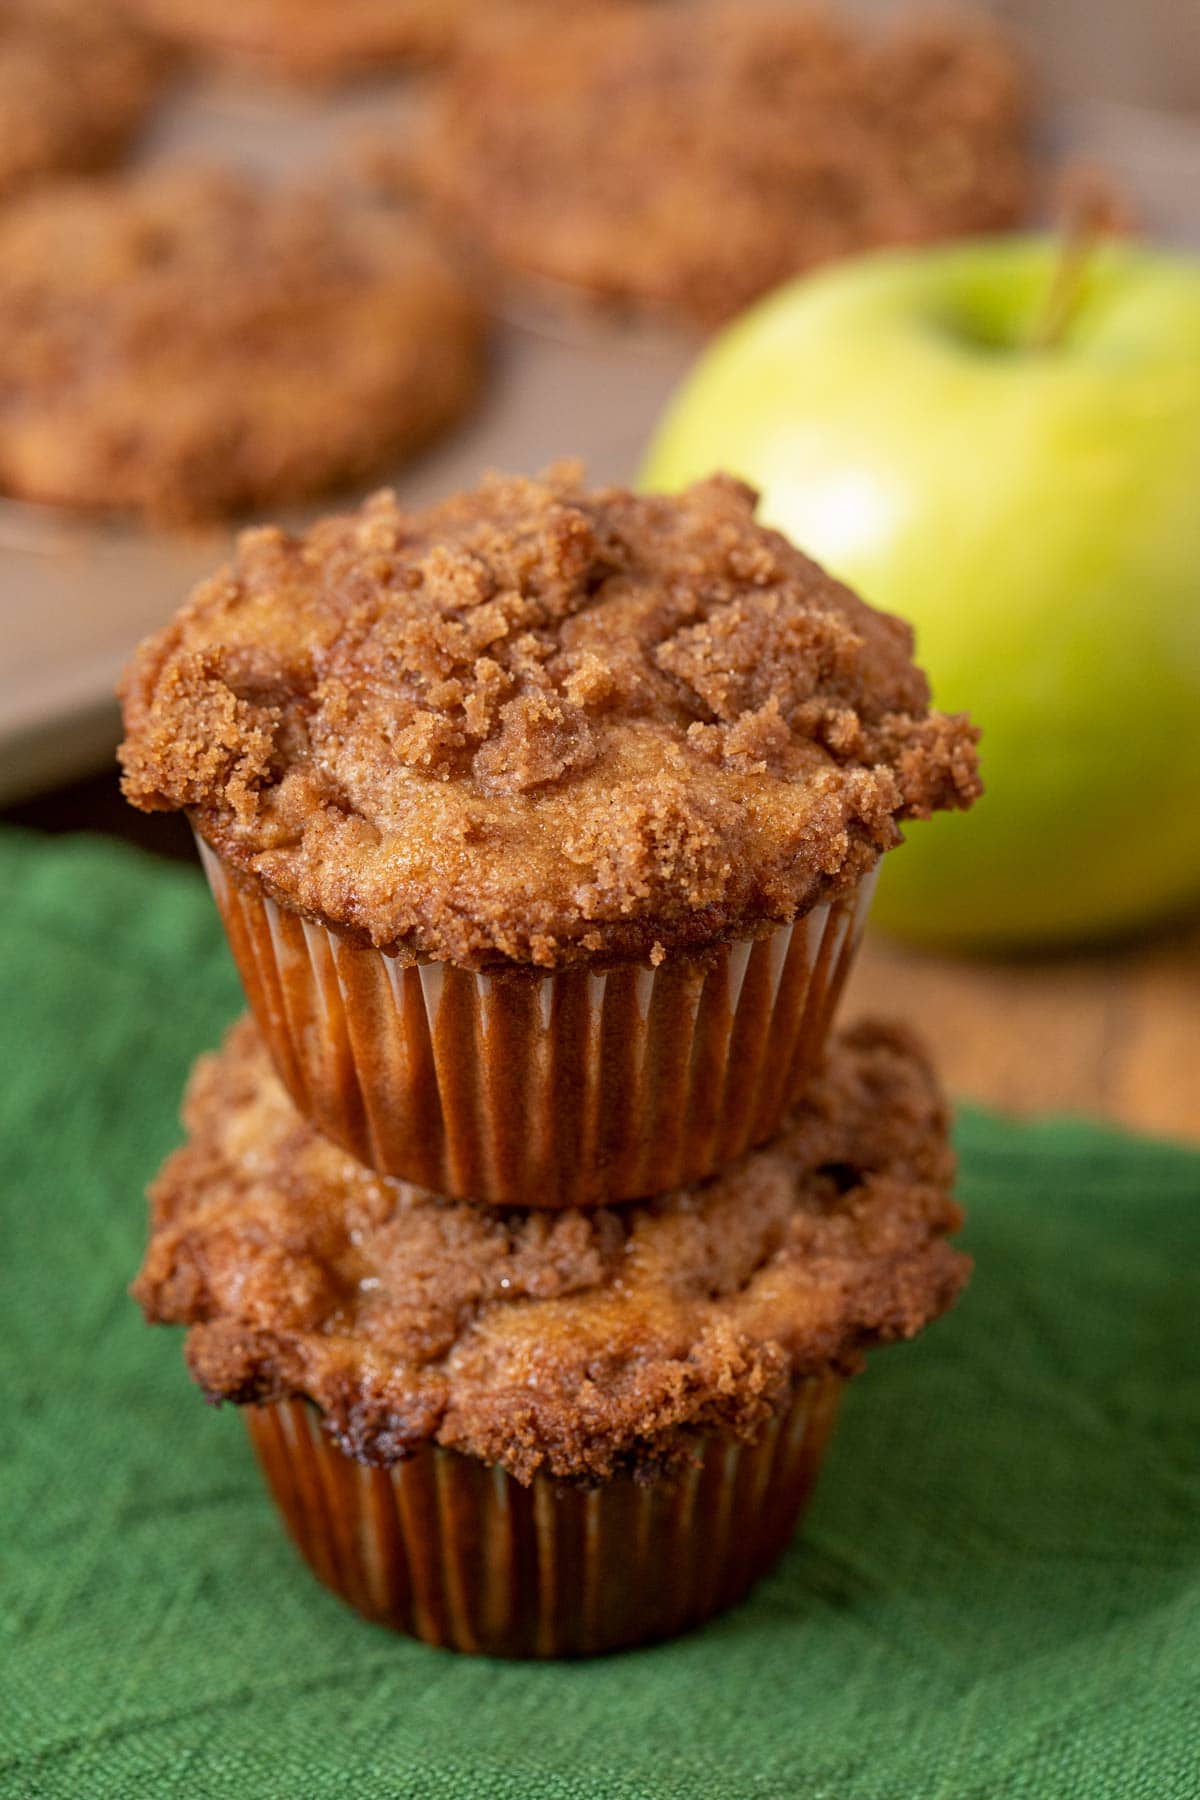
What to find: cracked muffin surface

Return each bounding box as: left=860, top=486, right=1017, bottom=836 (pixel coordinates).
left=120, top=467, right=980, bottom=967
left=134, top=1016, right=970, bottom=1482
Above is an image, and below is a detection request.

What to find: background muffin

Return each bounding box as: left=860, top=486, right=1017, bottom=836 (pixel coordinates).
left=114, top=0, right=632, bottom=83
left=134, top=1015, right=969, bottom=1655
left=0, top=0, right=165, bottom=205
left=0, top=166, right=484, bottom=523
left=413, top=0, right=1034, bottom=328
left=115, top=0, right=465, bottom=80
left=120, top=467, right=980, bottom=1203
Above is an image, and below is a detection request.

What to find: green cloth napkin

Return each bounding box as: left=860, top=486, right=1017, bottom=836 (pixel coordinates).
left=2, top=827, right=1197, bottom=1800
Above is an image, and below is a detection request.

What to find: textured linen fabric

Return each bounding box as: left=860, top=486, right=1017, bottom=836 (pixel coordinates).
left=2, top=827, right=1197, bottom=1800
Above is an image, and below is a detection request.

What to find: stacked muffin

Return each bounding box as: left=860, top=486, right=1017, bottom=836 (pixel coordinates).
left=120, top=466, right=981, bottom=1656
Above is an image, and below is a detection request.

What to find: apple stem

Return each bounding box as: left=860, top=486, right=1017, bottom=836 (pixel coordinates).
left=1026, top=169, right=1124, bottom=352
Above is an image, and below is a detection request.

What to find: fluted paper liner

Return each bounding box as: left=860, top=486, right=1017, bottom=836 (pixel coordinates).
left=198, top=838, right=877, bottom=1207
left=244, top=1375, right=843, bottom=1657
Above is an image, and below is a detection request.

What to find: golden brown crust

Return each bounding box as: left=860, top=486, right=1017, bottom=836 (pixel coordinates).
left=0, top=0, right=165, bottom=203
left=414, top=0, right=1034, bottom=328
left=133, top=1016, right=970, bottom=1482
left=0, top=167, right=484, bottom=523
left=119, top=469, right=980, bottom=967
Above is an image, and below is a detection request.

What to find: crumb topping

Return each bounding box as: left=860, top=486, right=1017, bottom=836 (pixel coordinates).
left=414, top=0, right=1034, bottom=327
left=120, top=469, right=980, bottom=966
left=134, top=1016, right=970, bottom=1482
left=0, top=166, right=483, bottom=521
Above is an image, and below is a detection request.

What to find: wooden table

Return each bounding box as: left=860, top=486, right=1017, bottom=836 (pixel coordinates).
left=7, top=770, right=1199, bottom=1146
left=845, top=918, right=1200, bottom=1144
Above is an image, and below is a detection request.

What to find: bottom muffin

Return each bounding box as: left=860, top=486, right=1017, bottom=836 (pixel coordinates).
left=133, top=1016, right=969, bottom=1657
left=243, top=1380, right=841, bottom=1656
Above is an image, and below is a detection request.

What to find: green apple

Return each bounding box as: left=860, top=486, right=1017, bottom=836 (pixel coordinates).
left=643, top=237, right=1200, bottom=947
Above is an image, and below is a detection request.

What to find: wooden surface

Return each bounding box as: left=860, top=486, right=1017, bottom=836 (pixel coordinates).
left=7, top=771, right=1199, bottom=1146
left=845, top=917, right=1200, bottom=1144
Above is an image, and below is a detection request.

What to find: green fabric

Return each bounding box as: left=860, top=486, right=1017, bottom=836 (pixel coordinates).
left=2, top=826, right=1197, bottom=1800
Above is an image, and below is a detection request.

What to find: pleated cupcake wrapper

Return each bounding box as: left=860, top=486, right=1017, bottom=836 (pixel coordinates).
left=244, top=1375, right=844, bottom=1658
left=198, top=837, right=877, bottom=1207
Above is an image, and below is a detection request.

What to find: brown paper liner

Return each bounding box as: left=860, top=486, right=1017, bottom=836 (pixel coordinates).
left=244, top=1376, right=843, bottom=1657
left=198, top=838, right=876, bottom=1207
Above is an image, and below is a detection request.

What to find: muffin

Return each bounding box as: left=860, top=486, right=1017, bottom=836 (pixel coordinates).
left=133, top=1015, right=969, bottom=1656
left=413, top=0, right=1034, bottom=329
left=0, top=167, right=483, bottom=523
left=0, top=0, right=165, bottom=206
left=114, top=0, right=463, bottom=80
left=119, top=468, right=980, bottom=1204
left=114, top=0, right=626, bottom=83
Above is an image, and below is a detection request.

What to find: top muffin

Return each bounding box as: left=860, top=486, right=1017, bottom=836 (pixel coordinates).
left=120, top=468, right=980, bottom=968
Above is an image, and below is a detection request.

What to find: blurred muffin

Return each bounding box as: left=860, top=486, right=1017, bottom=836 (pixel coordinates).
left=0, top=166, right=483, bottom=522
left=414, top=0, right=1034, bottom=328
left=120, top=467, right=980, bottom=1205
left=133, top=1015, right=969, bottom=1655
left=0, top=0, right=165, bottom=204
left=115, top=0, right=626, bottom=82
left=116, top=0, right=459, bottom=78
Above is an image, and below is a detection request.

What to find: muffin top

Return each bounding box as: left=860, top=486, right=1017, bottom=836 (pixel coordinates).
left=0, top=166, right=483, bottom=522
left=134, top=1016, right=968, bottom=1482
left=414, top=0, right=1033, bottom=328
left=120, top=469, right=980, bottom=967
left=0, top=0, right=165, bottom=204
